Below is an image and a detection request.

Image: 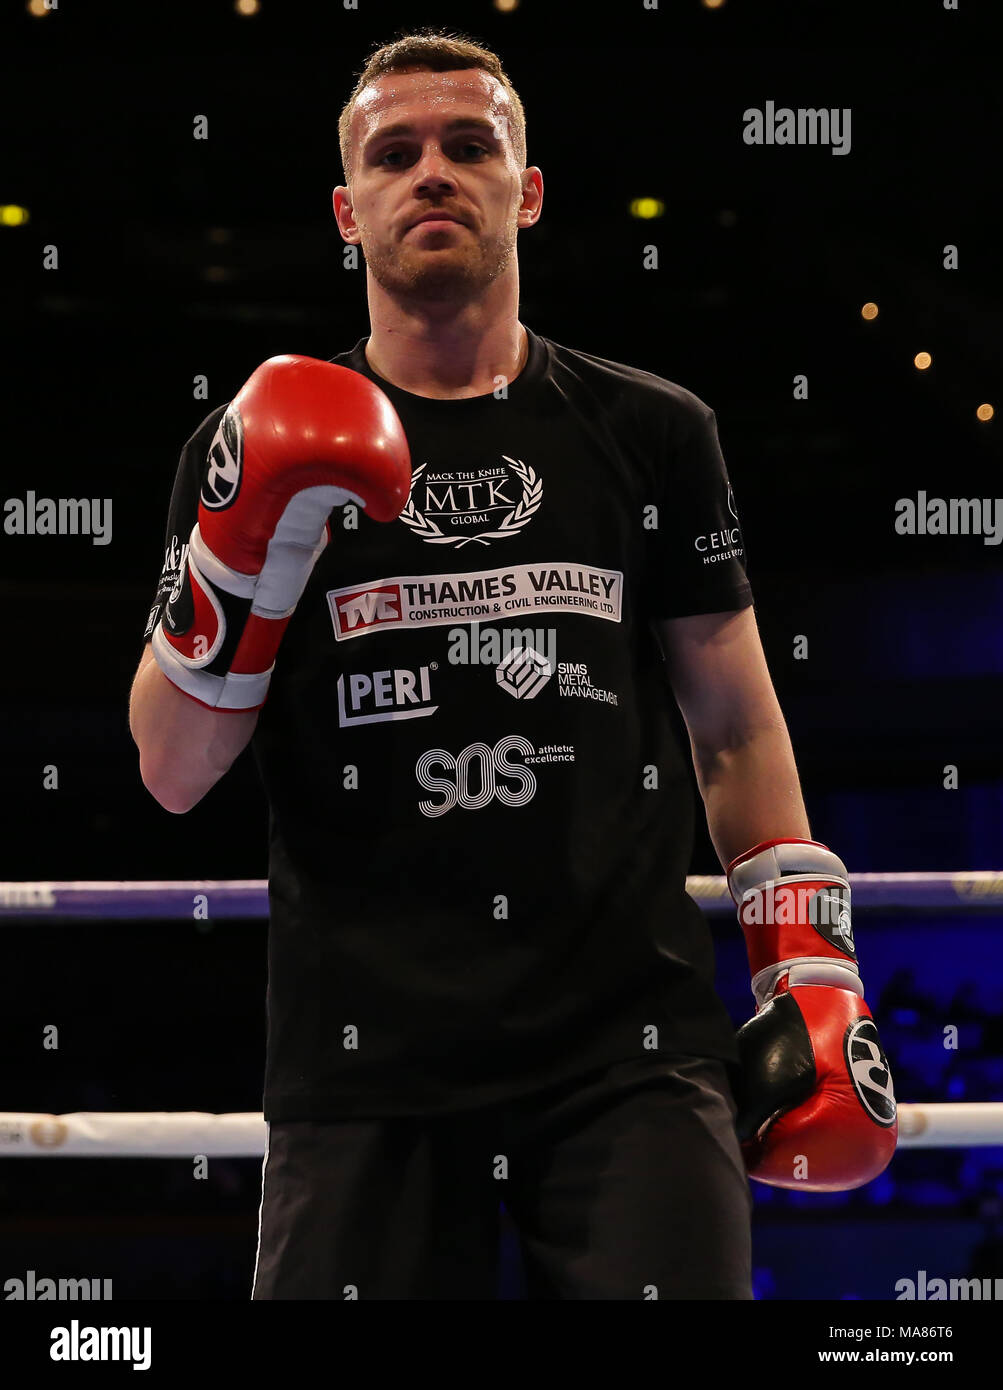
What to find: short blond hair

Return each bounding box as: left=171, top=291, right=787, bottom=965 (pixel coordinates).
left=338, top=28, right=527, bottom=181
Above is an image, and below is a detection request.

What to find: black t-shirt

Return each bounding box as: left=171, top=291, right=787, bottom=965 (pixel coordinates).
left=144, top=326, right=754, bottom=1120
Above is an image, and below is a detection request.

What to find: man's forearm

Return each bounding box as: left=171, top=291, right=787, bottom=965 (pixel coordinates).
left=691, top=719, right=812, bottom=872
left=130, top=649, right=258, bottom=813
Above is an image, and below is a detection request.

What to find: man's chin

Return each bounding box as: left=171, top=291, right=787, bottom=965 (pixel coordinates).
left=375, top=255, right=486, bottom=301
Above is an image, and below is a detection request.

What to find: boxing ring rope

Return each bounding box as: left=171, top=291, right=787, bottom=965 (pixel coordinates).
left=2, top=875, right=1002, bottom=1157
left=2, top=871, right=1002, bottom=917
left=0, top=1104, right=1000, bottom=1157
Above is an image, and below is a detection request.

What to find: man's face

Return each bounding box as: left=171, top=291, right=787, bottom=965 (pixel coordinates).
left=334, top=68, right=541, bottom=305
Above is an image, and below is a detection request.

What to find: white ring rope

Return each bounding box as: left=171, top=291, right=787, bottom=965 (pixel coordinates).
left=1, top=872, right=1002, bottom=918
left=0, top=1104, right=1000, bottom=1156
left=2, top=880, right=998, bottom=1158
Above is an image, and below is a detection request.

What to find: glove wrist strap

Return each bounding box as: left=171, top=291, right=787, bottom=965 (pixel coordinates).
left=752, top=958, right=864, bottom=1011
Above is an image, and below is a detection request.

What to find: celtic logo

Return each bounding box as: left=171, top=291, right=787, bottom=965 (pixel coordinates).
left=399, top=457, right=543, bottom=548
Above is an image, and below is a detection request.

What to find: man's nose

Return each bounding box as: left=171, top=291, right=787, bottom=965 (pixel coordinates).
left=412, top=148, right=457, bottom=193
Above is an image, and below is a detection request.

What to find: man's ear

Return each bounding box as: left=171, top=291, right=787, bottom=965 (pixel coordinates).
left=516, top=167, right=544, bottom=229
left=332, top=185, right=360, bottom=243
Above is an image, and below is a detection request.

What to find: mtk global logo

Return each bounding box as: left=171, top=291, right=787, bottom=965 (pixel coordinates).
left=399, top=456, right=542, bottom=548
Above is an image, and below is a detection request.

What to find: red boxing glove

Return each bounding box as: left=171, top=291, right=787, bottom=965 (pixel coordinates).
left=727, top=838, right=897, bottom=1192
left=152, top=355, right=411, bottom=711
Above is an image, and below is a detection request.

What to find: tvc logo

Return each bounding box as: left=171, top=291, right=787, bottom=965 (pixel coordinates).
left=331, top=584, right=402, bottom=637
left=416, top=735, right=537, bottom=817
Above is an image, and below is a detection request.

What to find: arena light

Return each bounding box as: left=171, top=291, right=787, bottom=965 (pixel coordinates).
left=914, top=351, right=932, bottom=370
left=861, top=301, right=879, bottom=320
left=976, top=403, right=994, bottom=422
left=630, top=197, right=665, bottom=220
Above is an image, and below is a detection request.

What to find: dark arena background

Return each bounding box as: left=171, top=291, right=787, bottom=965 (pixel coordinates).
left=1, top=0, right=1001, bottom=1357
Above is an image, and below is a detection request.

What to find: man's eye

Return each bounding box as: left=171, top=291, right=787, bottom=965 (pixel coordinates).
left=377, top=143, right=489, bottom=166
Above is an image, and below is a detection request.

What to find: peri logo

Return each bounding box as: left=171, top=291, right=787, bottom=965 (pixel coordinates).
left=844, top=1018, right=897, bottom=1127
left=399, top=456, right=542, bottom=549
left=201, top=404, right=244, bottom=511
left=496, top=645, right=553, bottom=699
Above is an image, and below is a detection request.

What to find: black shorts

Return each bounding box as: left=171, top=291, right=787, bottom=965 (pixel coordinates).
left=251, top=1054, right=752, bottom=1300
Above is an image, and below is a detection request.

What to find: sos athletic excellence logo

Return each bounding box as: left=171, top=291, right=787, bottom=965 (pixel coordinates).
left=415, top=734, right=575, bottom=817
left=399, top=456, right=542, bottom=549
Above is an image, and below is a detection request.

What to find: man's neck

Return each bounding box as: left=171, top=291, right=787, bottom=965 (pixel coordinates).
left=364, top=292, right=528, bottom=400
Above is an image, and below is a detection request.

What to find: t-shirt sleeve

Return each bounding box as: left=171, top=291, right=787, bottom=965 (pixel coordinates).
left=644, top=396, right=754, bottom=619
left=141, top=405, right=228, bottom=644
